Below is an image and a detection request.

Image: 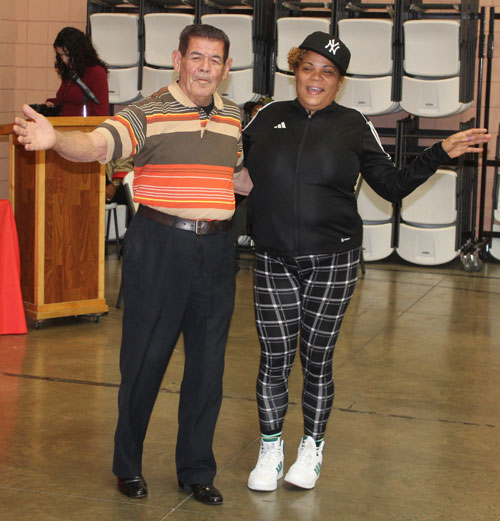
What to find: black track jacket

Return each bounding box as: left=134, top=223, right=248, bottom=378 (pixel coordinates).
left=243, top=99, right=451, bottom=257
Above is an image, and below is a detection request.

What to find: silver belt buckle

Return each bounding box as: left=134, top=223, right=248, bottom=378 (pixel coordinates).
left=194, top=219, right=203, bottom=234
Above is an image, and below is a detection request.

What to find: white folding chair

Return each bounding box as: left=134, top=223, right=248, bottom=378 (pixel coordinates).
left=403, top=20, right=460, bottom=77
left=401, top=76, right=472, bottom=118
left=397, top=224, right=458, bottom=265
left=396, top=169, right=458, bottom=265
left=357, top=179, right=394, bottom=262
left=90, top=13, right=140, bottom=67
left=337, top=76, right=400, bottom=116
left=144, top=13, right=195, bottom=68
left=108, top=68, right=141, bottom=104
left=362, top=223, right=394, bottom=262
left=401, top=169, right=457, bottom=226
left=338, top=18, right=393, bottom=76
left=141, top=66, right=175, bottom=98
left=396, top=168, right=458, bottom=266
left=336, top=18, right=400, bottom=116
left=490, top=223, right=500, bottom=261
left=401, top=20, right=470, bottom=117
left=272, top=71, right=296, bottom=101
left=357, top=178, right=393, bottom=223
left=217, top=69, right=259, bottom=106
left=90, top=13, right=141, bottom=105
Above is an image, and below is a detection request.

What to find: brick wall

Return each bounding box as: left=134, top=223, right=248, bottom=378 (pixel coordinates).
left=0, top=0, right=86, bottom=198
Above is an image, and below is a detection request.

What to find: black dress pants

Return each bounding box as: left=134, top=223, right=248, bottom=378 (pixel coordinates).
left=112, top=211, right=236, bottom=484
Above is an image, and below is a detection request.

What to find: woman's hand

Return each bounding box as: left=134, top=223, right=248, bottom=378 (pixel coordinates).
left=442, top=128, right=491, bottom=159
left=234, top=167, right=253, bottom=196
left=13, top=104, right=56, bottom=151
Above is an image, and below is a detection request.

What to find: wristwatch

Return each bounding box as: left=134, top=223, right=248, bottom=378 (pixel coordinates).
left=112, top=179, right=121, bottom=187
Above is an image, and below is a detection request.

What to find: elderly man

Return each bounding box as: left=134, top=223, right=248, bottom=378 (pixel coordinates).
left=14, top=24, right=251, bottom=505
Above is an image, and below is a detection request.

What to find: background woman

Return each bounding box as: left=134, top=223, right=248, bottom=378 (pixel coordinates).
left=242, top=31, right=490, bottom=492
left=46, top=26, right=109, bottom=116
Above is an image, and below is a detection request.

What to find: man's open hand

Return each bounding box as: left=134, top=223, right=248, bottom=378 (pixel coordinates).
left=13, top=104, right=57, bottom=151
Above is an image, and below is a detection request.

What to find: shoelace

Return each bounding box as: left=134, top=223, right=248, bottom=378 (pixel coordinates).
left=256, top=443, right=281, bottom=467
left=296, top=440, right=318, bottom=465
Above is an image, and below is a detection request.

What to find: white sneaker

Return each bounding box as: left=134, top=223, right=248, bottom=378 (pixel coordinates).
left=284, top=436, right=324, bottom=489
left=248, top=439, right=284, bottom=491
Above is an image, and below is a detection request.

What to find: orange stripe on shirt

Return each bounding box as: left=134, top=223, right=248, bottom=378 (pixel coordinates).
left=146, top=112, right=200, bottom=123
left=133, top=163, right=235, bottom=210
left=211, top=115, right=242, bottom=129
left=111, top=114, right=138, bottom=152
left=135, top=196, right=235, bottom=209
left=134, top=164, right=234, bottom=176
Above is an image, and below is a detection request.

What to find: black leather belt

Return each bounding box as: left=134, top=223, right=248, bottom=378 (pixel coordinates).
left=138, top=205, right=232, bottom=235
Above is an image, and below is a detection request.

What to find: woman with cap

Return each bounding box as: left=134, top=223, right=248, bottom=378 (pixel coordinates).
left=241, top=31, right=489, bottom=492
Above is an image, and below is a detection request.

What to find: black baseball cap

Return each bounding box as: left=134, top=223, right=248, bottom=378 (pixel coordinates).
left=299, top=31, right=351, bottom=76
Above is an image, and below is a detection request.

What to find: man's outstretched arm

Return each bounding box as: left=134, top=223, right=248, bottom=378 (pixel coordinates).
left=14, top=104, right=108, bottom=163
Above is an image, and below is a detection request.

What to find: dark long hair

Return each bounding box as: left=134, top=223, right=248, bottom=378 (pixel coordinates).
left=53, top=27, right=108, bottom=79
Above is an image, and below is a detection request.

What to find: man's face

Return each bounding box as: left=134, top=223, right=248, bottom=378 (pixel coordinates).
left=172, top=36, right=232, bottom=107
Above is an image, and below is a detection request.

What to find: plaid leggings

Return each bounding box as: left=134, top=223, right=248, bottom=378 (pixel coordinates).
left=254, top=248, right=360, bottom=440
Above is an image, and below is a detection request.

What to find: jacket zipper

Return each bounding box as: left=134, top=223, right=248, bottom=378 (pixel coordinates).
left=293, top=110, right=312, bottom=256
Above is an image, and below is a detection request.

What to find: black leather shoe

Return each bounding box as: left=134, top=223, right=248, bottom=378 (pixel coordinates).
left=178, top=480, right=223, bottom=505
left=117, top=475, right=148, bottom=498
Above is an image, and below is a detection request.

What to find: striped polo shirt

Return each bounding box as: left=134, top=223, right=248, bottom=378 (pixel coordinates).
left=95, top=82, right=243, bottom=221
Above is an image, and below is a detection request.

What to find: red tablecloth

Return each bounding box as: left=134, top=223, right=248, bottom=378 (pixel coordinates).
left=0, top=200, right=27, bottom=334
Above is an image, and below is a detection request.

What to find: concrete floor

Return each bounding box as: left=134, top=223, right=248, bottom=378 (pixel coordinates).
left=1, top=252, right=499, bottom=521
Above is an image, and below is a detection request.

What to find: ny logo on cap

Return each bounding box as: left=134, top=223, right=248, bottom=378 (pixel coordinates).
left=325, top=39, right=340, bottom=55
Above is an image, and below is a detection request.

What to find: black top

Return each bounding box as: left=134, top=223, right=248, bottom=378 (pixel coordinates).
left=243, top=99, right=451, bottom=257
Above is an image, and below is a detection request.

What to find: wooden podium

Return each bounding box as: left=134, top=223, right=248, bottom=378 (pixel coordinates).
left=0, top=117, right=109, bottom=325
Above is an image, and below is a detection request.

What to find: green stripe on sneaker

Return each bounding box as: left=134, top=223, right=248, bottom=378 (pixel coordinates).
left=262, top=432, right=282, bottom=443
